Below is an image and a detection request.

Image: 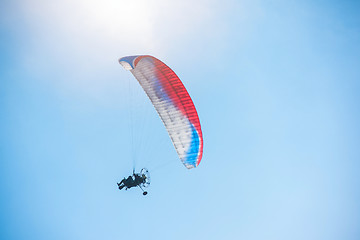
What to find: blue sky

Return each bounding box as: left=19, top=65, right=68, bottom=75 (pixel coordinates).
left=1, top=0, right=360, bottom=239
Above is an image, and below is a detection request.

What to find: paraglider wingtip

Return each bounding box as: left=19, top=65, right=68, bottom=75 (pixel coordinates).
left=119, top=60, right=133, bottom=70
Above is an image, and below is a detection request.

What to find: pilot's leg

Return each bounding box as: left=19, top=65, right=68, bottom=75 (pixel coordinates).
left=117, top=179, right=125, bottom=190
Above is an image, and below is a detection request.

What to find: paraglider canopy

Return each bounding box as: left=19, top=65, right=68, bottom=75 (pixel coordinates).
left=119, top=55, right=203, bottom=169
